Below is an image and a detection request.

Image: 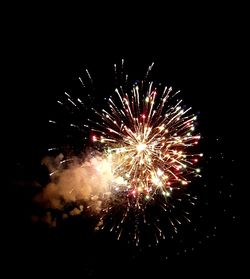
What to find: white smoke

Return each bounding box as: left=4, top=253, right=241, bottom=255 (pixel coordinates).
left=35, top=153, right=126, bottom=216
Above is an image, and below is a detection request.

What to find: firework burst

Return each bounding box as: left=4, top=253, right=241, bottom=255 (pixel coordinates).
left=91, top=79, right=202, bottom=203
left=44, top=61, right=202, bottom=245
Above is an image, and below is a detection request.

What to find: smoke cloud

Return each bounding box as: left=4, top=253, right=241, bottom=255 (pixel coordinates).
left=34, top=153, right=118, bottom=217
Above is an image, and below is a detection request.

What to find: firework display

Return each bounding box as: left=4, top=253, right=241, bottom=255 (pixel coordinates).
left=92, top=81, right=202, bottom=202
left=42, top=61, right=202, bottom=245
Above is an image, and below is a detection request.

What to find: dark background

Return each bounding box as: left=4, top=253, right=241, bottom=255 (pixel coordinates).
left=5, top=4, right=243, bottom=278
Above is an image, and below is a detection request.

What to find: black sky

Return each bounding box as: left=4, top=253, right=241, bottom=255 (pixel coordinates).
left=5, top=4, right=243, bottom=278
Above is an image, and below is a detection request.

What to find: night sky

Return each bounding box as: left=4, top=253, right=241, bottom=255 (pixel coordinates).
left=5, top=5, right=242, bottom=278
